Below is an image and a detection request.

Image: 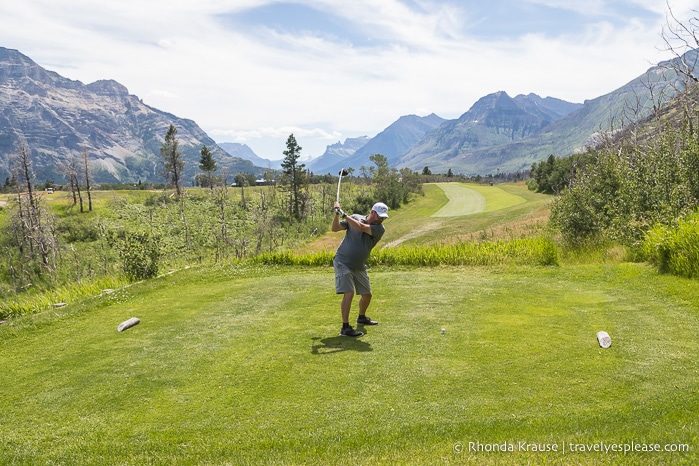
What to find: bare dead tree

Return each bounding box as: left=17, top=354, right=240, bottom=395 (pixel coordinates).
left=661, top=2, right=699, bottom=83
left=62, top=154, right=81, bottom=208
left=82, top=146, right=93, bottom=212
left=8, top=140, right=59, bottom=284
left=64, top=154, right=84, bottom=211
left=660, top=2, right=699, bottom=132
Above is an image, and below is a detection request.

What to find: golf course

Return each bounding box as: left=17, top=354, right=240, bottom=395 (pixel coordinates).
left=0, top=182, right=696, bottom=465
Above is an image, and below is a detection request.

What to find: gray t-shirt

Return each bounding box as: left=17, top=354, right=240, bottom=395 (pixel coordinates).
left=334, top=214, right=385, bottom=270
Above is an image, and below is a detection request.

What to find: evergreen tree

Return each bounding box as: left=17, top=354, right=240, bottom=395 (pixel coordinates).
left=199, top=145, right=217, bottom=189
left=280, top=134, right=307, bottom=220
left=160, top=124, right=185, bottom=197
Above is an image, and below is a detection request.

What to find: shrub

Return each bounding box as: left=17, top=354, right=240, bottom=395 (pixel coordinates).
left=108, top=230, right=162, bottom=281
left=56, top=215, right=100, bottom=243
left=643, top=213, right=699, bottom=278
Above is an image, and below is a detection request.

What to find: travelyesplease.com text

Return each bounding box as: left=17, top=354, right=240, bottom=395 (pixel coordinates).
left=454, top=440, right=690, bottom=455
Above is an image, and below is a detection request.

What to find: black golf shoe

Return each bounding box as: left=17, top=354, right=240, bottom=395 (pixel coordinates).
left=340, top=325, right=364, bottom=337
left=357, top=315, right=378, bottom=326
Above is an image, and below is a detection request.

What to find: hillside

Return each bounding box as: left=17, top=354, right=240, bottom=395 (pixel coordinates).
left=397, top=51, right=698, bottom=175
left=218, top=142, right=282, bottom=170
left=307, top=136, right=371, bottom=173
left=399, top=92, right=578, bottom=174
left=319, top=113, right=446, bottom=175
left=0, top=47, right=261, bottom=184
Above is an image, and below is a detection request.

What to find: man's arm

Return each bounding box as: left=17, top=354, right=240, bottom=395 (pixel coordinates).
left=332, top=202, right=372, bottom=235
left=331, top=211, right=345, bottom=232
left=343, top=214, right=372, bottom=235
left=331, top=201, right=347, bottom=232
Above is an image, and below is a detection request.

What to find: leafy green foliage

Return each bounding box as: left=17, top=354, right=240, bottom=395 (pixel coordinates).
left=107, top=230, right=161, bottom=281
left=551, top=120, right=699, bottom=246
left=370, top=154, right=422, bottom=209
left=529, top=152, right=594, bottom=194
left=197, top=145, right=217, bottom=189
left=643, top=212, right=699, bottom=278
left=55, top=214, right=100, bottom=243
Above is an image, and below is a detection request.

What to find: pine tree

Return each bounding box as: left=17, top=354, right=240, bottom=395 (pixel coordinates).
left=199, top=145, right=217, bottom=189
left=160, top=124, right=185, bottom=197
left=280, top=134, right=306, bottom=220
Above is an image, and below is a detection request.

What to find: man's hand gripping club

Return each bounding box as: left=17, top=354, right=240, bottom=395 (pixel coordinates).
left=333, top=201, right=346, bottom=218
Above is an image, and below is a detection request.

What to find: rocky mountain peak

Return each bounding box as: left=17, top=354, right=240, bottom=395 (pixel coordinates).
left=0, top=46, right=260, bottom=184
left=85, top=80, right=130, bottom=97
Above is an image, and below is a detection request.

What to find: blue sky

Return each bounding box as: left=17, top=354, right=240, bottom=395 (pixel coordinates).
left=0, top=1, right=697, bottom=160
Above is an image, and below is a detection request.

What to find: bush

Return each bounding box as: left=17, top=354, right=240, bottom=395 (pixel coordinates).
left=108, top=231, right=162, bottom=281
left=56, top=215, right=100, bottom=243
left=643, top=213, right=699, bottom=278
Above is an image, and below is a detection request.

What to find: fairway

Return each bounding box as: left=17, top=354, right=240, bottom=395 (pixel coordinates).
left=0, top=263, right=696, bottom=464
left=432, top=183, right=527, bottom=217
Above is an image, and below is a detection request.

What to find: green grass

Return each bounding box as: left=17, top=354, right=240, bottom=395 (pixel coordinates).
left=1, top=263, right=696, bottom=464
left=376, top=182, right=552, bottom=249
left=431, top=183, right=527, bottom=217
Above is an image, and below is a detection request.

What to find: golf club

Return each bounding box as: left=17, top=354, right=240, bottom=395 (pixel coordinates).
left=335, top=168, right=349, bottom=217
left=336, top=168, right=349, bottom=203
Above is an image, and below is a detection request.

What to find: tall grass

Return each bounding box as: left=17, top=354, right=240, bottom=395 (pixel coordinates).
left=254, top=250, right=335, bottom=266
left=373, top=237, right=558, bottom=266
left=0, top=275, right=128, bottom=320
left=643, top=213, right=699, bottom=278
left=255, top=237, right=559, bottom=267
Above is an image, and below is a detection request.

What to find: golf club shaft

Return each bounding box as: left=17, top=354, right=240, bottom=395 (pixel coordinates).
left=336, top=168, right=347, bottom=203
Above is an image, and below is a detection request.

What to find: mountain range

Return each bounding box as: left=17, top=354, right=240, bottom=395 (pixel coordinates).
left=0, top=46, right=695, bottom=184
left=0, top=47, right=261, bottom=185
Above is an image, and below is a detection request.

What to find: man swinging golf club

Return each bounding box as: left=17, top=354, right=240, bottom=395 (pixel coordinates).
left=332, top=170, right=389, bottom=337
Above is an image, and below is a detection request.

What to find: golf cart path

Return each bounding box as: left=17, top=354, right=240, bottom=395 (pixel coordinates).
left=384, top=221, right=443, bottom=248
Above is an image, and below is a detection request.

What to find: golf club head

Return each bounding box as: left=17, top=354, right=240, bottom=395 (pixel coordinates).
left=338, top=168, right=349, bottom=177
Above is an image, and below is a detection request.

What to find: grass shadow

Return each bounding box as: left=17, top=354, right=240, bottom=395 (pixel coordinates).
left=310, top=336, right=373, bottom=355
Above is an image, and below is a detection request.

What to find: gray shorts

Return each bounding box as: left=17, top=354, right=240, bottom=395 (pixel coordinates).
left=334, top=258, right=371, bottom=295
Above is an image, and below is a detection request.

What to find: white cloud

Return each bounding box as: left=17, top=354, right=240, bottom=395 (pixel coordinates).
left=0, top=0, right=695, bottom=159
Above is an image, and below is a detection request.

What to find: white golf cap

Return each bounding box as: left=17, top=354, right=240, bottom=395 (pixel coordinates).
left=372, top=202, right=389, bottom=218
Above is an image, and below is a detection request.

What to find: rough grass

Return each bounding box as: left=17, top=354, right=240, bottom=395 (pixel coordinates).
left=0, top=263, right=696, bottom=465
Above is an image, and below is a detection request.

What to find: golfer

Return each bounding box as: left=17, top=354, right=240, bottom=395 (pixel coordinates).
left=332, top=200, right=389, bottom=337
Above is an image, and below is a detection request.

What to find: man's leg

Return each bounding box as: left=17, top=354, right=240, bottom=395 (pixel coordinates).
left=357, top=293, right=378, bottom=325
left=339, top=291, right=363, bottom=337
left=358, top=293, right=372, bottom=317
left=335, top=262, right=363, bottom=337
left=341, top=291, right=354, bottom=324
left=355, top=270, right=378, bottom=325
